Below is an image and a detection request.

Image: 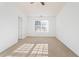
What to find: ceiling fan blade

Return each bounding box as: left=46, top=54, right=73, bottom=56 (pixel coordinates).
left=40, top=2, right=45, bottom=5
left=30, top=2, right=45, bottom=6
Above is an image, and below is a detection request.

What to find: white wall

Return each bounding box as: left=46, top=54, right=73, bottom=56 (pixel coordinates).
left=0, top=7, right=18, bottom=52
left=56, top=2, right=79, bottom=56
left=27, top=16, right=56, bottom=37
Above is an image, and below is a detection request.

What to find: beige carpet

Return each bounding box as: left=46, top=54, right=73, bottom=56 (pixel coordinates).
left=6, top=44, right=48, bottom=57
left=0, top=37, right=78, bottom=57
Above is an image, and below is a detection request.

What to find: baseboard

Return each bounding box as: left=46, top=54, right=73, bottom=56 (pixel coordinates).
left=26, top=36, right=56, bottom=38
left=56, top=37, right=78, bottom=57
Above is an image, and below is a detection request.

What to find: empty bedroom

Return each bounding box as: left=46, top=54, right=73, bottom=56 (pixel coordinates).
left=0, top=2, right=79, bottom=57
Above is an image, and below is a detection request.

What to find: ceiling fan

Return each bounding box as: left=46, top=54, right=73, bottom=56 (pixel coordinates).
left=30, top=2, right=45, bottom=6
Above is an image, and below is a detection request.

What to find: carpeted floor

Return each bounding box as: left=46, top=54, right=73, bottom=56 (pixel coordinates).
left=0, top=37, right=78, bottom=57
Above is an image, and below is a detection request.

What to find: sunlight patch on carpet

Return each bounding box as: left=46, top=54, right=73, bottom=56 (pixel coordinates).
left=6, top=44, right=48, bottom=57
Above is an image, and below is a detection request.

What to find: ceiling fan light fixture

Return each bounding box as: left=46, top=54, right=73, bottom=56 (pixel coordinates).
left=30, top=2, right=45, bottom=6
left=40, top=2, right=45, bottom=5
left=30, top=2, right=34, bottom=4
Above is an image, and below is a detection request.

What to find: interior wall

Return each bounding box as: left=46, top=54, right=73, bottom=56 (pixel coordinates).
left=56, top=2, right=79, bottom=56
left=27, top=16, right=56, bottom=37
left=0, top=7, right=18, bottom=52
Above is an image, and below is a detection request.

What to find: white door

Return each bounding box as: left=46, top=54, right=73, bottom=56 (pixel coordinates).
left=18, top=16, right=22, bottom=40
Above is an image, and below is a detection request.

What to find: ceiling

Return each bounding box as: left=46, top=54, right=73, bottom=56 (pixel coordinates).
left=0, top=2, right=66, bottom=16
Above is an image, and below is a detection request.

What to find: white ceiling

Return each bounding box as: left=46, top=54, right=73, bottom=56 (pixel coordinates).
left=0, top=2, right=66, bottom=16
left=18, top=2, right=66, bottom=16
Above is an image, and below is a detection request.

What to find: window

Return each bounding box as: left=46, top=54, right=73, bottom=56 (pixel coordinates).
left=34, top=20, right=48, bottom=32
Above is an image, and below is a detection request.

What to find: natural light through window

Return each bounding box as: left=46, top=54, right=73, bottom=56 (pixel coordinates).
left=11, top=44, right=48, bottom=57
left=13, top=44, right=34, bottom=53
left=29, top=44, right=48, bottom=57
left=34, top=20, right=48, bottom=32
